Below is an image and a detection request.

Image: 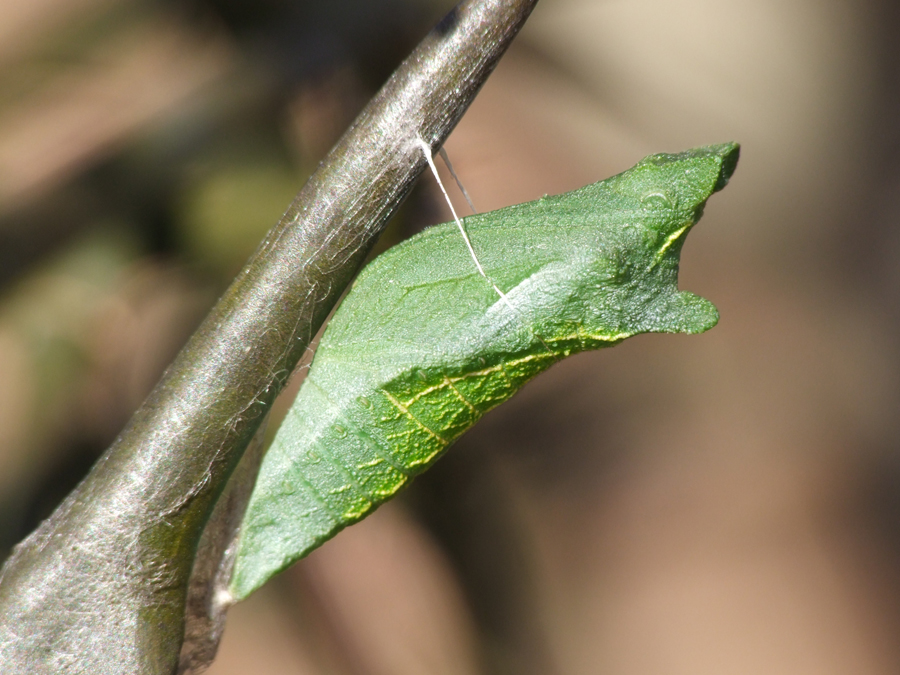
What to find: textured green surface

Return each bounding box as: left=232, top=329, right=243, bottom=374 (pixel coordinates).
left=230, top=143, right=739, bottom=599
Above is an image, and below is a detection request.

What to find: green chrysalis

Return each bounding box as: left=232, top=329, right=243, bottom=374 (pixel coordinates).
left=229, top=143, right=739, bottom=599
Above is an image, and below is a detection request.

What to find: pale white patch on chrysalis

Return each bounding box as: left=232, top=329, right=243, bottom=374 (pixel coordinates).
left=414, top=138, right=557, bottom=357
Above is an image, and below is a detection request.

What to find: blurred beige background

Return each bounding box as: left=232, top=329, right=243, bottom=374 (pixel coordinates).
left=2, top=0, right=900, bottom=673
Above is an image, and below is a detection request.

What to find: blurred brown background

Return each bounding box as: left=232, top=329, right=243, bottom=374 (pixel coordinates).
left=2, top=0, right=900, bottom=673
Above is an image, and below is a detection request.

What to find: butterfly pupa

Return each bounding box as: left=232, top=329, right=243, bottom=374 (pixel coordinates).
left=230, top=142, right=739, bottom=600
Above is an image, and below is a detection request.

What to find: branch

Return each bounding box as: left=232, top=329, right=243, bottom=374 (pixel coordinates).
left=0, top=1, right=539, bottom=673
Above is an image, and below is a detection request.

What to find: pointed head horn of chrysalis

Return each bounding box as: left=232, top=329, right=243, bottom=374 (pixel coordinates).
left=598, top=142, right=739, bottom=337
left=626, top=142, right=739, bottom=253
